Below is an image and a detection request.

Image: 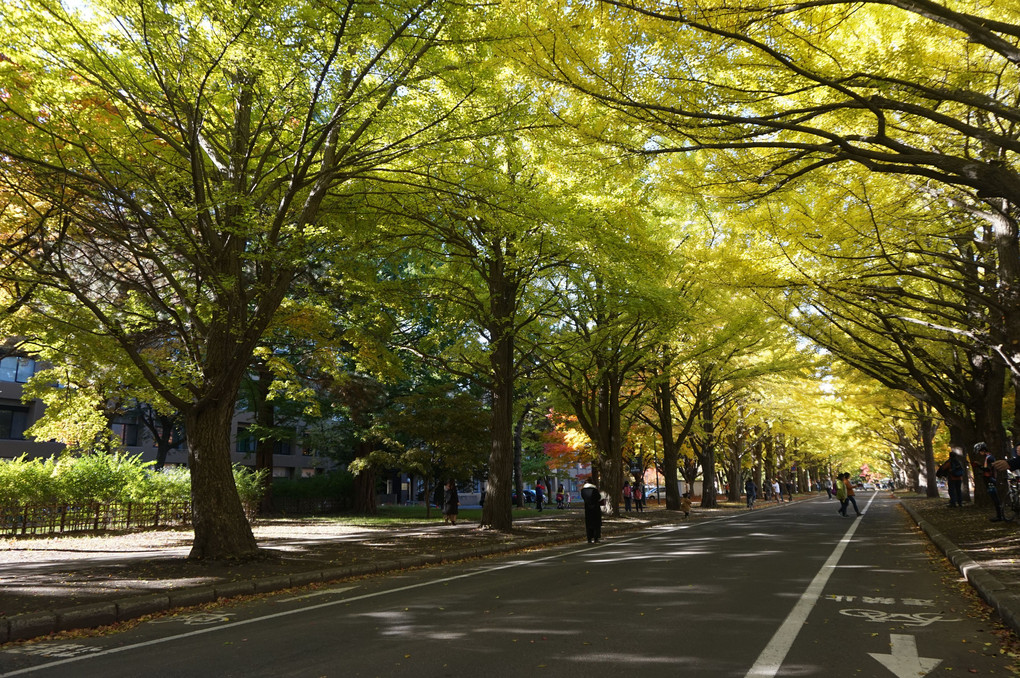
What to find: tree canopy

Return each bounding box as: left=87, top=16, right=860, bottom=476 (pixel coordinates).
left=0, top=0, right=1012, bottom=556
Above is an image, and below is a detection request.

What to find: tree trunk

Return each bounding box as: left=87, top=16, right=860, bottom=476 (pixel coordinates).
left=352, top=441, right=377, bottom=515
left=915, top=403, right=940, bottom=499
left=970, top=353, right=1007, bottom=508
left=948, top=421, right=978, bottom=504
left=481, top=323, right=515, bottom=532
left=727, top=433, right=741, bottom=503
left=700, top=394, right=718, bottom=508
left=605, top=373, right=624, bottom=515
left=185, top=402, right=259, bottom=560
left=656, top=380, right=681, bottom=510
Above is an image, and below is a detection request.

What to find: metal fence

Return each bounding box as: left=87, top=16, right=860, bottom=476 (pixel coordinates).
left=0, top=501, right=194, bottom=537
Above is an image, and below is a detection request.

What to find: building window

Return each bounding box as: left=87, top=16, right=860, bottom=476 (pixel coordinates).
left=0, top=405, right=29, bottom=439
left=273, top=439, right=292, bottom=455
left=236, top=424, right=255, bottom=455
left=111, top=420, right=139, bottom=446
left=0, top=357, right=36, bottom=384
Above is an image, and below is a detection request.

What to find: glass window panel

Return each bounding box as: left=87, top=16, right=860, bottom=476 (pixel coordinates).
left=0, top=357, right=17, bottom=382
left=0, top=406, right=28, bottom=439
left=16, top=358, right=33, bottom=382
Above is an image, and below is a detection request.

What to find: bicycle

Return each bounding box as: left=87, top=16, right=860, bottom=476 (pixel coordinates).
left=1006, top=470, right=1020, bottom=521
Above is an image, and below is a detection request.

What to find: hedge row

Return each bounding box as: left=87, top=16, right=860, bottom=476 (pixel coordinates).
left=0, top=453, right=265, bottom=506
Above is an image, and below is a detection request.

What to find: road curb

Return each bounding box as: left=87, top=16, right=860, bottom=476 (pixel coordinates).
left=900, top=500, right=1020, bottom=636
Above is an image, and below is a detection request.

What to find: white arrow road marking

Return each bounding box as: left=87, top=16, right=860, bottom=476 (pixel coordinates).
left=745, top=492, right=878, bottom=677
left=869, top=634, right=941, bottom=677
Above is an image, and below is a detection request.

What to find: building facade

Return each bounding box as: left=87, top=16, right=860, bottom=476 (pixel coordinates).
left=0, top=354, right=331, bottom=478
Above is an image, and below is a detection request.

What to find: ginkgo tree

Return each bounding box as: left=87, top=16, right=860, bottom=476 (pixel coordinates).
left=0, top=0, right=496, bottom=559
left=519, top=0, right=1020, bottom=461
left=744, top=179, right=1011, bottom=486
left=375, top=131, right=575, bottom=531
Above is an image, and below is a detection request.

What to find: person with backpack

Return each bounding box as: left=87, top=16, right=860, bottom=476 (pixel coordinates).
left=633, top=482, right=644, bottom=512
left=622, top=482, right=632, bottom=512
left=973, top=442, right=1006, bottom=522
left=745, top=477, right=756, bottom=509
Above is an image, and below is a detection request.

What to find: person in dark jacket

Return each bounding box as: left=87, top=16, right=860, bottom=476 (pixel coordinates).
left=993, top=453, right=1020, bottom=473
left=973, top=442, right=1006, bottom=522
left=580, top=479, right=603, bottom=543
left=945, top=450, right=966, bottom=507
left=442, top=479, right=459, bottom=525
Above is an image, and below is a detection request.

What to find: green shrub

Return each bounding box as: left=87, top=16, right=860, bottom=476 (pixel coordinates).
left=233, top=465, right=267, bottom=506
left=272, top=469, right=353, bottom=500
left=0, top=454, right=266, bottom=509
left=0, top=455, right=59, bottom=504
left=52, top=452, right=151, bottom=503
left=140, top=466, right=192, bottom=504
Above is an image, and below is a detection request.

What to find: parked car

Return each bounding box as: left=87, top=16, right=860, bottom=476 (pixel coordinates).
left=512, top=489, right=536, bottom=503
left=644, top=487, right=663, bottom=499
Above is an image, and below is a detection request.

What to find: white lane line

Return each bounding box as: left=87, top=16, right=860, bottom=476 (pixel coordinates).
left=280, top=585, right=359, bottom=602
left=745, top=492, right=878, bottom=677
left=0, top=526, right=651, bottom=677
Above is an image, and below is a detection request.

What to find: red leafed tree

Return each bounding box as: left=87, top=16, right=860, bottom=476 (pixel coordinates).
left=543, top=410, right=589, bottom=473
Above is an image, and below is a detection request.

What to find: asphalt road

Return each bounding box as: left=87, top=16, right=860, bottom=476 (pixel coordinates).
left=1, top=493, right=1014, bottom=677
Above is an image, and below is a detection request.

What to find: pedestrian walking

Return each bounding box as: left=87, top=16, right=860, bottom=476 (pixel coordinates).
left=634, top=482, right=645, bottom=512
left=622, top=482, right=632, bottom=512
left=973, top=442, right=1006, bottom=522
left=772, top=479, right=783, bottom=503
left=680, top=492, right=692, bottom=520
left=442, top=479, right=459, bottom=525
left=745, top=478, right=756, bottom=509
left=580, top=478, right=603, bottom=543
left=785, top=480, right=794, bottom=501
left=535, top=482, right=545, bottom=512
left=841, top=472, right=861, bottom=516
left=835, top=473, right=848, bottom=515
left=556, top=485, right=565, bottom=509
left=943, top=450, right=966, bottom=507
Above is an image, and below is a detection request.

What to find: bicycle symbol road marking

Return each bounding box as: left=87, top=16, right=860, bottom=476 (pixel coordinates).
left=839, top=608, right=961, bottom=627
left=149, top=612, right=236, bottom=625
left=4, top=643, right=103, bottom=658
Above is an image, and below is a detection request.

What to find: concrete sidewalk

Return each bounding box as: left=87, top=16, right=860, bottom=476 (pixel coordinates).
left=900, top=500, right=1020, bottom=638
